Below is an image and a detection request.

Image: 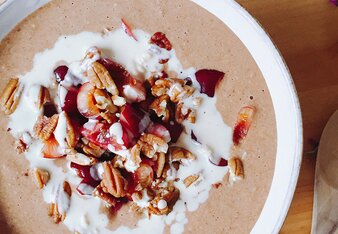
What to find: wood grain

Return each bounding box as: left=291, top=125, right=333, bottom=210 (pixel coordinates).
left=236, top=0, right=338, bottom=233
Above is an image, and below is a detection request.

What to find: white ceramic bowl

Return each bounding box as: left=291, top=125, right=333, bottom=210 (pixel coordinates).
left=0, top=0, right=303, bottom=233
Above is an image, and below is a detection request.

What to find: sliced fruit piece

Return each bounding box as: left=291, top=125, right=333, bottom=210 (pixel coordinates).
left=61, top=86, right=79, bottom=115
left=233, top=106, right=255, bottom=145
left=120, top=104, right=150, bottom=139
left=77, top=82, right=100, bottom=118
left=146, top=122, right=171, bottom=143
left=42, top=137, right=65, bottom=158
left=54, top=65, right=69, bottom=83
left=160, top=120, right=183, bottom=143
left=98, top=58, right=146, bottom=103
left=70, top=163, right=100, bottom=185
left=121, top=18, right=137, bottom=41
left=195, top=69, right=225, bottom=97
left=209, top=157, right=228, bottom=167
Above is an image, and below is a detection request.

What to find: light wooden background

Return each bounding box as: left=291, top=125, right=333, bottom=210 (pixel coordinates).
left=236, top=0, right=338, bottom=233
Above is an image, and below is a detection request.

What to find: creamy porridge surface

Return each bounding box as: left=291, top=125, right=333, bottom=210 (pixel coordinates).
left=0, top=1, right=276, bottom=234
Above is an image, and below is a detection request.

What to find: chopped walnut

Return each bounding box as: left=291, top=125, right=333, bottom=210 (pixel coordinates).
left=149, top=95, right=170, bottom=122
left=33, top=114, right=59, bottom=141
left=100, top=110, right=118, bottom=124
left=148, top=184, right=179, bottom=216
left=0, top=78, right=23, bottom=115
left=33, top=168, right=50, bottom=189
left=101, top=162, right=128, bottom=198
left=183, top=174, right=200, bottom=188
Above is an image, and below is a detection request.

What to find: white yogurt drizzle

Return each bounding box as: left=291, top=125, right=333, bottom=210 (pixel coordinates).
left=8, top=27, right=232, bottom=234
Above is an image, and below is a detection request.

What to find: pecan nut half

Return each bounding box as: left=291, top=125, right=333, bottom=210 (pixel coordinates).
left=101, top=162, right=128, bottom=198
left=33, top=168, right=50, bottom=189
left=183, top=174, right=200, bottom=188
left=34, top=114, right=59, bottom=141
left=228, top=157, right=244, bottom=180
left=88, top=62, right=119, bottom=96
left=169, top=146, right=196, bottom=162
left=0, top=78, right=23, bottom=115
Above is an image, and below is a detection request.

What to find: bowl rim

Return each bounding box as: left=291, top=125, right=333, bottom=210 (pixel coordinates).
left=0, top=0, right=303, bottom=233
left=192, top=0, right=303, bottom=233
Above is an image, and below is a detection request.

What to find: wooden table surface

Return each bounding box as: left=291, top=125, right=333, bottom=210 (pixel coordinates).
left=236, top=0, right=338, bottom=233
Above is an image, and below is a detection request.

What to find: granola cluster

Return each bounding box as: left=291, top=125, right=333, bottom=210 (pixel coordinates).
left=0, top=25, right=253, bottom=225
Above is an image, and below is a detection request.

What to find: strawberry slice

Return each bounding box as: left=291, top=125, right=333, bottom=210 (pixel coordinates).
left=146, top=122, right=171, bottom=142
left=77, top=82, right=100, bottom=118
left=98, top=58, right=146, bottom=103
left=233, top=106, right=255, bottom=145
left=120, top=104, right=150, bottom=140
left=209, top=157, right=228, bottom=167
left=42, top=137, right=65, bottom=158
left=160, top=120, right=183, bottom=143
left=195, top=69, right=225, bottom=97
left=121, top=18, right=138, bottom=41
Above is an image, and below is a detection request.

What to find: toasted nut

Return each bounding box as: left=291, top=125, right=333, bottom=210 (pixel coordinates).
left=48, top=181, right=71, bottom=224
left=148, top=186, right=179, bottom=216
left=93, top=89, right=118, bottom=113
left=0, top=78, right=23, bottom=115
left=63, top=112, right=78, bottom=148
left=138, top=133, right=168, bottom=158
left=175, top=103, right=195, bottom=124
left=150, top=95, right=170, bottom=122
left=82, top=142, right=105, bottom=158
left=66, top=152, right=98, bottom=166
left=228, top=157, right=244, bottom=180
left=63, top=181, right=72, bottom=197
left=111, top=155, right=126, bottom=169
left=34, top=114, right=59, bottom=141
left=183, top=174, right=200, bottom=188
left=169, top=147, right=196, bottom=162
left=38, top=86, right=51, bottom=109
left=130, top=143, right=142, bottom=167
left=34, top=168, right=50, bottom=189
left=100, top=111, right=118, bottom=124
left=155, top=152, right=166, bottom=178
left=93, top=184, right=117, bottom=207
left=101, top=162, right=128, bottom=198
left=88, top=62, right=119, bottom=96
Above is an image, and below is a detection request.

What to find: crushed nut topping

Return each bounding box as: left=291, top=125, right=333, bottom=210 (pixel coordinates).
left=92, top=184, right=117, bottom=207
left=33, top=168, right=50, bottom=189
left=175, top=103, right=196, bottom=124
left=33, top=114, right=59, bottom=141
left=0, top=78, right=23, bottom=115
left=81, top=141, right=105, bottom=158
left=138, top=133, right=168, bottom=158
left=88, top=62, right=119, bottom=96
left=93, top=89, right=118, bottom=113
left=183, top=174, right=200, bottom=188
left=101, top=162, right=128, bottom=198
left=169, top=146, right=196, bottom=162
left=150, top=95, right=170, bottom=122
left=66, top=152, right=98, bottom=166
left=228, top=157, right=244, bottom=180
